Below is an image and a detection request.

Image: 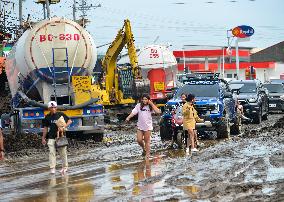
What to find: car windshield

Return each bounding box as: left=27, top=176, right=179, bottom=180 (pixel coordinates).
left=230, top=83, right=257, bottom=93
left=175, top=84, right=219, bottom=98
left=263, top=84, right=284, bottom=93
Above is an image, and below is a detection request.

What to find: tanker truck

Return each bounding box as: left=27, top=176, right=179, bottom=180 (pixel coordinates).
left=4, top=17, right=104, bottom=139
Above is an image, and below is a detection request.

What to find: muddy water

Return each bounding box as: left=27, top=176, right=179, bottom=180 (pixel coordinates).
left=0, top=115, right=284, bottom=201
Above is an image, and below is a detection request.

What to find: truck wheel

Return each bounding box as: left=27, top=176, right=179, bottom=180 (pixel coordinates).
left=13, top=112, right=22, bottom=135
left=176, top=131, right=185, bottom=149
left=262, top=113, right=268, bottom=121
left=92, top=133, right=104, bottom=142
left=217, top=116, right=231, bottom=139
left=253, top=111, right=262, bottom=124
left=104, top=115, right=111, bottom=124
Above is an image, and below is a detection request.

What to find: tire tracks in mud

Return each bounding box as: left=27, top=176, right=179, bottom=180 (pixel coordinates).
left=0, top=130, right=167, bottom=201
left=160, top=114, right=284, bottom=201
left=1, top=115, right=283, bottom=201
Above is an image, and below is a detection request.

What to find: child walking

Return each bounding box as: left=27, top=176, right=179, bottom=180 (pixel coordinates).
left=126, top=94, right=161, bottom=158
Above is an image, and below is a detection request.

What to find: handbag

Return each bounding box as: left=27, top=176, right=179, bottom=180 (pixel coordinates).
left=56, top=136, right=68, bottom=148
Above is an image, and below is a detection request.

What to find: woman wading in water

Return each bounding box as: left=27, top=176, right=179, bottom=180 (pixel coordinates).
left=126, top=94, right=161, bottom=158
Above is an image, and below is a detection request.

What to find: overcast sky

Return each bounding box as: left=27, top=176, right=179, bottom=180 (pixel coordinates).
left=9, top=0, right=284, bottom=53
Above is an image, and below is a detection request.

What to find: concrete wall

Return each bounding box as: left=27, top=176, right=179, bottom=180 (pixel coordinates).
left=224, top=63, right=284, bottom=82
left=249, top=63, right=284, bottom=82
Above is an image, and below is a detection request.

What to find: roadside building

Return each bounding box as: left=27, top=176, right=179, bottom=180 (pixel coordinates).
left=250, top=41, right=284, bottom=81
left=173, top=42, right=283, bottom=82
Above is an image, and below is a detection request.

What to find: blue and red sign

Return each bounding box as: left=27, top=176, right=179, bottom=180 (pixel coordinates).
left=232, top=25, right=254, bottom=38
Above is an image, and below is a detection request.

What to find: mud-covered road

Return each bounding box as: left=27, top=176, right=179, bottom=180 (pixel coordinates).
left=0, top=114, right=284, bottom=201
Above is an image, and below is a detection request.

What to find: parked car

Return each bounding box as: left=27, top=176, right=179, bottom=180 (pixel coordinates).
left=160, top=73, right=241, bottom=143
left=229, top=80, right=269, bottom=124
left=269, top=79, right=284, bottom=84
left=263, top=82, right=284, bottom=112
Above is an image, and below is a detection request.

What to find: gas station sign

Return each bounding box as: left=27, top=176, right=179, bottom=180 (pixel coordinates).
left=232, top=25, right=254, bottom=38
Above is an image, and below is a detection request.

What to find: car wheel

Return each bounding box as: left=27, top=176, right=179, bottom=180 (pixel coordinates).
left=217, top=114, right=231, bottom=139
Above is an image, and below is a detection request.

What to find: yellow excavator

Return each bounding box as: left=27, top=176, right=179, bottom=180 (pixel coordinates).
left=71, top=19, right=149, bottom=122
left=90, top=19, right=149, bottom=106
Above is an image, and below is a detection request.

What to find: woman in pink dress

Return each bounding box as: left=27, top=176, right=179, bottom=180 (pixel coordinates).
left=126, top=94, right=161, bottom=158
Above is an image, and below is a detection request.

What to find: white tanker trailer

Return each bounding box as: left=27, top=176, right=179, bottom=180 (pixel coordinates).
left=118, top=45, right=177, bottom=107
left=4, top=17, right=104, bottom=138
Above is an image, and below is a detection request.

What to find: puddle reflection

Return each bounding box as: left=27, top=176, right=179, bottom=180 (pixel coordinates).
left=131, top=156, right=162, bottom=201
left=17, top=155, right=164, bottom=201
left=180, top=185, right=200, bottom=195
left=18, top=175, right=95, bottom=202
left=104, top=155, right=163, bottom=200
left=133, top=159, right=152, bottom=192
left=167, top=149, right=187, bottom=158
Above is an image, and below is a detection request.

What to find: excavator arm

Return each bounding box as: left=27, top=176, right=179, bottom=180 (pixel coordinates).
left=101, top=19, right=140, bottom=94
left=91, top=19, right=149, bottom=106
left=124, top=19, right=141, bottom=79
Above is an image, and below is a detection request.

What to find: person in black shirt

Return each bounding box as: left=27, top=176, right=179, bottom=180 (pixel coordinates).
left=42, top=101, right=72, bottom=174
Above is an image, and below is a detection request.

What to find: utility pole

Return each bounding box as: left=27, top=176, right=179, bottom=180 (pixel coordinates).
left=0, top=1, right=18, bottom=42
left=43, top=3, right=46, bottom=19
left=45, top=0, right=50, bottom=18
left=76, top=0, right=101, bottom=21
left=19, top=0, right=23, bottom=27
left=73, top=0, right=76, bottom=21
left=36, top=0, right=61, bottom=19
left=3, top=6, right=6, bottom=32
left=235, top=38, right=239, bottom=79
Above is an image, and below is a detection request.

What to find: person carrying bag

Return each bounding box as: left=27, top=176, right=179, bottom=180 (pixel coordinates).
left=42, top=101, right=72, bottom=174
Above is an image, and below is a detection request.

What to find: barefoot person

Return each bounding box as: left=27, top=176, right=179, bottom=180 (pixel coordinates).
left=126, top=94, right=161, bottom=158
left=182, top=94, right=203, bottom=154
left=42, top=101, right=72, bottom=174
